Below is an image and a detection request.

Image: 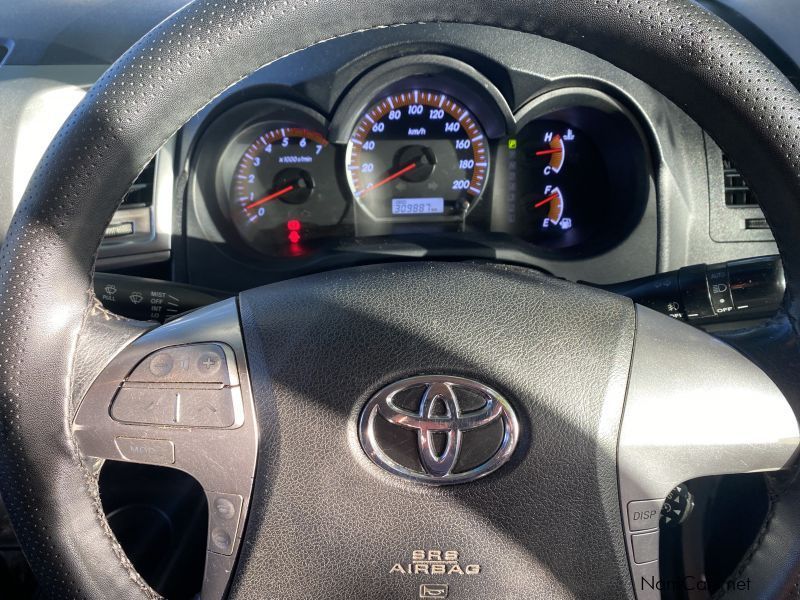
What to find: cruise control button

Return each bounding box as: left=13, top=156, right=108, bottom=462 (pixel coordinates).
left=207, top=492, right=243, bottom=556
left=115, top=437, right=175, bottom=465
left=177, top=388, right=235, bottom=428
left=112, top=386, right=236, bottom=428
left=628, top=499, right=663, bottom=532
left=111, top=387, right=176, bottom=424
left=128, top=344, right=232, bottom=385
left=631, top=531, right=659, bottom=564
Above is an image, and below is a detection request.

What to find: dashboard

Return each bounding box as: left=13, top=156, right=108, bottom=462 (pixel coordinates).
left=179, top=25, right=673, bottom=292
left=0, top=12, right=789, bottom=294
left=193, top=55, right=649, bottom=263
left=186, top=39, right=658, bottom=290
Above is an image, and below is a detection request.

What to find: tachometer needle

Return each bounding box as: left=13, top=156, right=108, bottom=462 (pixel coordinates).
left=534, top=193, right=560, bottom=208
left=359, top=162, right=417, bottom=197
left=246, top=184, right=295, bottom=210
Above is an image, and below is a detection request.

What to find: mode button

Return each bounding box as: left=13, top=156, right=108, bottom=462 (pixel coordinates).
left=115, top=437, right=175, bottom=465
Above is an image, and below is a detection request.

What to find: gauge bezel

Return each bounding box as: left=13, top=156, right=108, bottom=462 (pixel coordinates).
left=329, top=55, right=513, bottom=144
left=226, top=125, right=339, bottom=254
left=189, top=97, right=352, bottom=258
left=503, top=87, right=653, bottom=260
left=330, top=55, right=512, bottom=236
left=214, top=101, right=333, bottom=228
left=344, top=89, right=492, bottom=223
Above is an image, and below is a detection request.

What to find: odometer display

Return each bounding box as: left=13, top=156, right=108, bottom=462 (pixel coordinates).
left=346, top=90, right=489, bottom=220
left=391, top=197, right=445, bottom=215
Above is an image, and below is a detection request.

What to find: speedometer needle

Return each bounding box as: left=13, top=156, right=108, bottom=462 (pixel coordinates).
left=246, top=184, right=295, bottom=210
left=359, top=162, right=417, bottom=197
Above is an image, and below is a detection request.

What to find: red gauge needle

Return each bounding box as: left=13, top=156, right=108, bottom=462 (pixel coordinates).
left=535, top=148, right=561, bottom=156
left=359, top=162, right=417, bottom=196
left=534, top=193, right=560, bottom=208
left=246, top=184, right=295, bottom=210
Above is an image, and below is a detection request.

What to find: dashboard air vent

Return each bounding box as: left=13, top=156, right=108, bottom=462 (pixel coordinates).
left=723, top=155, right=758, bottom=207
left=0, top=39, right=13, bottom=66
left=121, top=159, right=156, bottom=207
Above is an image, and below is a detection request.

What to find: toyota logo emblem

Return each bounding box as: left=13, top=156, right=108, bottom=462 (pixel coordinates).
left=358, top=376, right=520, bottom=484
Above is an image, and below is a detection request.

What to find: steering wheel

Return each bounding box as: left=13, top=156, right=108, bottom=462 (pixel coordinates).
left=2, top=1, right=800, bottom=598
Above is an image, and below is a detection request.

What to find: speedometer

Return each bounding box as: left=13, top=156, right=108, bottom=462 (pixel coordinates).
left=345, top=90, right=489, bottom=220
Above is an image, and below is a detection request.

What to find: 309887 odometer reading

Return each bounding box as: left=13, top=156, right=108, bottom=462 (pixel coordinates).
left=345, top=90, right=490, bottom=220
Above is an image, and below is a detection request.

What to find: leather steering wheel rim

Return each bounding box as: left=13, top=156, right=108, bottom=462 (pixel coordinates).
left=2, top=1, right=800, bottom=598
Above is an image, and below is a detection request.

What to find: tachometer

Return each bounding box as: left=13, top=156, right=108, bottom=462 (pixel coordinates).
left=230, top=126, right=345, bottom=255
left=345, top=90, right=489, bottom=220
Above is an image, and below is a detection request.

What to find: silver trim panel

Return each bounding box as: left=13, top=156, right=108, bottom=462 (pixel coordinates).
left=97, top=136, right=175, bottom=268
left=72, top=299, right=258, bottom=600
left=618, top=306, right=799, bottom=599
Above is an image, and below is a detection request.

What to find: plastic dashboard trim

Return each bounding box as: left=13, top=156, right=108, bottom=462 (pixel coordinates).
left=180, top=25, right=664, bottom=290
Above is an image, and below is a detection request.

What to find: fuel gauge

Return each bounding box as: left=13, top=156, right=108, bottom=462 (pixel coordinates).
left=505, top=97, right=649, bottom=257
left=507, top=118, right=612, bottom=252
left=532, top=186, right=570, bottom=231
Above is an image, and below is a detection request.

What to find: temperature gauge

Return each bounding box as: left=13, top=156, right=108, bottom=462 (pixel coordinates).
left=537, top=133, right=567, bottom=175
left=507, top=119, right=611, bottom=251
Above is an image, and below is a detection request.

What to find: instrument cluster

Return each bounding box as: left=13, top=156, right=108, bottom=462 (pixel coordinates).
left=196, top=56, right=650, bottom=262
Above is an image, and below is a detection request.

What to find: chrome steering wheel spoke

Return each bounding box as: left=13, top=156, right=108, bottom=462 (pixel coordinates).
left=618, top=306, right=800, bottom=599
left=72, top=299, right=258, bottom=600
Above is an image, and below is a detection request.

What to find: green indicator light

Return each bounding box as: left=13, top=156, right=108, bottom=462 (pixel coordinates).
left=508, top=139, right=518, bottom=150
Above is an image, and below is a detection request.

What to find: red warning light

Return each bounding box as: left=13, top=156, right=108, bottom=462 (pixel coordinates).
left=287, top=219, right=302, bottom=245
